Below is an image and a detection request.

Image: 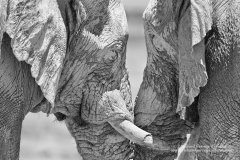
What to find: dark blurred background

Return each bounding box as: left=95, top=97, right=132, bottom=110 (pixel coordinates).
left=21, top=1, right=149, bottom=159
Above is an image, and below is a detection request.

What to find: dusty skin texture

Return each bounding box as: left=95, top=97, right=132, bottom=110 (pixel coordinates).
left=0, top=0, right=153, bottom=159
left=135, top=0, right=240, bottom=160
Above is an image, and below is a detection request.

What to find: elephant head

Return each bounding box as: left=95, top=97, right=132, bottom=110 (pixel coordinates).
left=0, top=0, right=155, bottom=159
left=134, top=0, right=211, bottom=159
left=51, top=1, right=157, bottom=159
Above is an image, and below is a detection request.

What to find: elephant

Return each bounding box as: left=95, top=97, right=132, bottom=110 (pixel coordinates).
left=134, top=0, right=240, bottom=160
left=0, top=0, right=160, bottom=159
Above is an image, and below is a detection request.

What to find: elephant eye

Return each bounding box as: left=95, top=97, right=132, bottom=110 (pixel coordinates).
left=111, top=41, right=125, bottom=53
left=103, top=50, right=118, bottom=64
left=101, top=41, right=123, bottom=62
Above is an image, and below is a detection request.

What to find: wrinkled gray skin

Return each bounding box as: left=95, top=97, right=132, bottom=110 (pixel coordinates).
left=0, top=0, right=141, bottom=160
left=135, top=0, right=240, bottom=160
left=54, top=1, right=135, bottom=159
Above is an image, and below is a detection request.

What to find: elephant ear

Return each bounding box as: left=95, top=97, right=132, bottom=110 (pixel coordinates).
left=177, top=0, right=212, bottom=119
left=2, top=0, right=67, bottom=107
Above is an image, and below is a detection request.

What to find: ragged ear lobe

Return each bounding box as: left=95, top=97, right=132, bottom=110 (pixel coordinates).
left=4, top=0, right=67, bottom=107
left=177, top=0, right=212, bottom=119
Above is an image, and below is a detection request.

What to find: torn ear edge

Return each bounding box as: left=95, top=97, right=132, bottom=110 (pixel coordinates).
left=177, top=0, right=212, bottom=119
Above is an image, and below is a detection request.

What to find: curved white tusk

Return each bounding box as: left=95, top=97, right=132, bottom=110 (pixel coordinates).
left=109, top=119, right=153, bottom=147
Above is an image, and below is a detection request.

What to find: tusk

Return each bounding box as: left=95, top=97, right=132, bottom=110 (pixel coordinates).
left=109, top=120, right=173, bottom=151
left=109, top=119, right=153, bottom=147
left=100, top=90, right=170, bottom=150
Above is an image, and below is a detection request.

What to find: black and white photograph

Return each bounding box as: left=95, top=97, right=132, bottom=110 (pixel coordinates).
left=0, top=0, right=239, bottom=160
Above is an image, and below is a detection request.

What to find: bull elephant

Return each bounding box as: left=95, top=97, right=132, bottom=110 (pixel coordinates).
left=0, top=0, right=157, bottom=159
left=134, top=0, right=240, bottom=160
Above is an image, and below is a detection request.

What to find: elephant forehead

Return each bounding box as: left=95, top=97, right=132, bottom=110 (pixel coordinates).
left=79, top=0, right=128, bottom=44
left=76, top=34, right=127, bottom=59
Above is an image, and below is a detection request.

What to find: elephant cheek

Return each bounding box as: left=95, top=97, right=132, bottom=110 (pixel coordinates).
left=51, top=79, right=86, bottom=120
